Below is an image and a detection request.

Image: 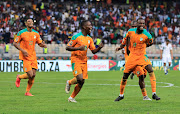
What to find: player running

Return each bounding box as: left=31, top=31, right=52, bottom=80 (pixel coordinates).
left=13, top=18, right=47, bottom=96
left=65, top=20, right=104, bottom=103
left=115, top=18, right=160, bottom=101
left=160, top=38, right=173, bottom=75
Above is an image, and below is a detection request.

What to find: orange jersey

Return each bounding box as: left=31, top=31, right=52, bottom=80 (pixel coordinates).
left=123, top=46, right=129, bottom=61
left=67, top=32, right=96, bottom=63
left=122, top=28, right=153, bottom=55
left=14, top=28, right=42, bottom=61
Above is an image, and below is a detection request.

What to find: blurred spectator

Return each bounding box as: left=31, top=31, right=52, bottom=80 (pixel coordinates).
left=0, top=0, right=179, bottom=46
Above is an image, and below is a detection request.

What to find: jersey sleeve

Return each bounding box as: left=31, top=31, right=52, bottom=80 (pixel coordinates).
left=36, top=33, right=43, bottom=44
left=14, top=32, right=22, bottom=43
left=146, top=33, right=153, bottom=46
left=89, top=38, right=96, bottom=51
left=67, top=37, right=78, bottom=47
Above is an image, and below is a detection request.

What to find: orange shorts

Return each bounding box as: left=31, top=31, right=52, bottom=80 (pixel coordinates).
left=23, top=59, right=38, bottom=72
left=124, top=54, right=151, bottom=73
left=71, top=62, right=88, bottom=79
left=133, top=66, right=147, bottom=77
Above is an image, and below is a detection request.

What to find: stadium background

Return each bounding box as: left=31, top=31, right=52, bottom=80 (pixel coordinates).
left=0, top=0, right=180, bottom=113
left=0, top=0, right=179, bottom=72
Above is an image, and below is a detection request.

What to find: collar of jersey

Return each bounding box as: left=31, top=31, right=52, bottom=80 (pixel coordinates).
left=80, top=32, right=90, bottom=37
left=135, top=28, right=146, bottom=34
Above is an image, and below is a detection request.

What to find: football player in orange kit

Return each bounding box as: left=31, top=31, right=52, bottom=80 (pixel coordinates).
left=65, top=20, right=104, bottom=102
left=115, top=18, right=160, bottom=101
left=121, top=20, right=151, bottom=100
left=13, top=18, right=47, bottom=96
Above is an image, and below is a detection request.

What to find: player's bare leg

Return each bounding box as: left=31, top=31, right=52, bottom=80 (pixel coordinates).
left=166, top=62, right=171, bottom=75
left=25, top=69, right=36, bottom=96
left=139, top=75, right=151, bottom=100
left=65, top=77, right=77, bottom=94
left=115, top=73, right=130, bottom=101
left=145, top=65, right=160, bottom=100
left=130, top=72, right=135, bottom=79
left=163, top=63, right=167, bottom=75
left=68, top=74, right=84, bottom=103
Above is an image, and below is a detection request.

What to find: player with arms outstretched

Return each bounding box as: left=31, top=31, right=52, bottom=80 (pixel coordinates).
left=115, top=18, right=160, bottom=101
left=14, top=18, right=47, bottom=96
left=65, top=20, right=104, bottom=102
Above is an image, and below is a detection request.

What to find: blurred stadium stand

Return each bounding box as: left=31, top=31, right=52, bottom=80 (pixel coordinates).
left=0, top=0, right=179, bottom=60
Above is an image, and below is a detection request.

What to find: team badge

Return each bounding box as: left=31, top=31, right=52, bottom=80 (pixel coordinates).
left=34, top=35, right=36, bottom=39
left=140, top=38, right=143, bottom=41
left=75, top=71, right=77, bottom=74
left=137, top=71, right=140, bottom=74
left=88, top=40, right=90, bottom=44
left=25, top=68, right=27, bottom=71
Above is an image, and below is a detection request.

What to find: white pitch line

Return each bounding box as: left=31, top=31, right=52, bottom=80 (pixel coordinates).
left=0, top=81, right=178, bottom=88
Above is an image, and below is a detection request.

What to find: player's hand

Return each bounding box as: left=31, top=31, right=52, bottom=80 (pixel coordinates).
left=78, top=45, right=85, bottom=51
left=115, top=47, right=121, bottom=52
left=22, top=50, right=29, bottom=57
left=42, top=41, right=47, bottom=48
left=99, top=42, right=104, bottom=48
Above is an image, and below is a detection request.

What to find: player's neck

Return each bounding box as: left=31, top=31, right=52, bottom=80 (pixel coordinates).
left=27, top=27, right=32, bottom=32
left=136, top=29, right=143, bottom=34
left=81, top=30, right=88, bottom=36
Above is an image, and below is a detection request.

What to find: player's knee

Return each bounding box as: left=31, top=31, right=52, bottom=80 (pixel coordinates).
left=32, top=73, right=36, bottom=77
left=123, top=73, right=130, bottom=79
left=77, top=79, right=84, bottom=87
left=27, top=73, right=34, bottom=78
left=139, top=75, right=144, bottom=81
left=145, top=65, right=153, bottom=73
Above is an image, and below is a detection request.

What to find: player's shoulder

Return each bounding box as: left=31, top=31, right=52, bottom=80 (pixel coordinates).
left=32, top=29, right=40, bottom=35
left=161, top=43, right=165, bottom=46
left=142, top=29, right=152, bottom=39
left=17, top=28, right=28, bottom=36
left=128, top=28, right=137, bottom=32
left=168, top=43, right=172, bottom=47
left=71, top=32, right=84, bottom=40
left=87, top=34, right=93, bottom=40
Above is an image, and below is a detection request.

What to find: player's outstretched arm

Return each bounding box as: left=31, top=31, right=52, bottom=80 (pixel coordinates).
left=38, top=41, right=47, bottom=48
left=91, top=42, right=104, bottom=54
left=66, top=45, right=85, bottom=51
left=13, top=42, right=29, bottom=57
left=115, top=44, right=125, bottom=52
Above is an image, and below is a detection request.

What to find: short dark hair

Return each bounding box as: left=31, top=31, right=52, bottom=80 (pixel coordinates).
left=81, top=20, right=89, bottom=29
left=137, top=18, right=144, bottom=22
left=24, top=18, right=33, bottom=23
left=165, top=38, right=171, bottom=42
left=131, top=20, right=137, bottom=25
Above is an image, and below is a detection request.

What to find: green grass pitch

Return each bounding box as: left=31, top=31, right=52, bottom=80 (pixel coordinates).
left=0, top=71, right=180, bottom=114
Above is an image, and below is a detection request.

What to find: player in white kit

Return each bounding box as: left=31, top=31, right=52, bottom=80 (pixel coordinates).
left=160, top=38, right=173, bottom=75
